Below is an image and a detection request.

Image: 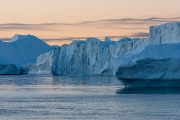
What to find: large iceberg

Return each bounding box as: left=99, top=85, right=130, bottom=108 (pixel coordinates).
left=49, top=22, right=180, bottom=76
left=51, top=37, right=150, bottom=75
left=30, top=22, right=180, bottom=76
left=115, top=43, right=180, bottom=87
left=114, top=22, right=180, bottom=87
left=116, top=43, right=180, bottom=79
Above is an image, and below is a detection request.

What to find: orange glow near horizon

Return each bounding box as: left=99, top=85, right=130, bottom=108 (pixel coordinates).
left=1, top=0, right=180, bottom=45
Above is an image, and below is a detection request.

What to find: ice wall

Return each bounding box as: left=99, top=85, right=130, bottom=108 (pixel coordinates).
left=149, top=22, right=180, bottom=44
left=52, top=37, right=150, bottom=75
left=41, top=22, right=180, bottom=76
left=37, top=51, right=53, bottom=74
left=115, top=43, right=180, bottom=80
left=25, top=51, right=53, bottom=74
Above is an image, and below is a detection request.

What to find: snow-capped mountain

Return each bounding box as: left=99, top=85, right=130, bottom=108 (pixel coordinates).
left=0, top=34, right=52, bottom=66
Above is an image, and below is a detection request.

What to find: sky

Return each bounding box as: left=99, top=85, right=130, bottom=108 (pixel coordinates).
left=1, top=0, right=180, bottom=45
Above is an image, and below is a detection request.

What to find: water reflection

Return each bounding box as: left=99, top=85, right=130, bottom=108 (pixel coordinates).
left=116, top=87, right=180, bottom=94
left=52, top=75, right=120, bottom=86
left=0, top=75, right=122, bottom=95
left=0, top=75, right=121, bottom=86
left=0, top=75, right=53, bottom=86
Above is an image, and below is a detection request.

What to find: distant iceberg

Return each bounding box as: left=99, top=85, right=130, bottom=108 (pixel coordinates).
left=0, top=55, right=23, bottom=75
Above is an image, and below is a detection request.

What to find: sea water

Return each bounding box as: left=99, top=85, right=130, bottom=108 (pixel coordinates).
left=0, top=75, right=180, bottom=120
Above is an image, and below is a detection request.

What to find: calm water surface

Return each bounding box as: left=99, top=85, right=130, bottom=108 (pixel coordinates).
left=0, top=75, right=180, bottom=120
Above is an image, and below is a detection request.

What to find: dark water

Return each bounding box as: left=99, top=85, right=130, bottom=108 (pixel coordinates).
left=0, top=75, right=180, bottom=120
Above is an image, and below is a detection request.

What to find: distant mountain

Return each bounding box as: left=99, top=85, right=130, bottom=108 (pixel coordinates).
left=10, top=34, right=30, bottom=42
left=0, top=34, right=52, bottom=66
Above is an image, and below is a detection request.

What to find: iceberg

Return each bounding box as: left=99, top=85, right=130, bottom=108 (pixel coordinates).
left=24, top=63, right=38, bottom=74
left=36, top=51, right=53, bottom=74
left=115, top=43, right=180, bottom=87
left=0, top=55, right=23, bottom=75
left=50, top=22, right=180, bottom=76
left=26, top=22, right=180, bottom=79
left=51, top=37, right=150, bottom=75
left=114, top=22, right=180, bottom=87
left=25, top=51, right=53, bottom=74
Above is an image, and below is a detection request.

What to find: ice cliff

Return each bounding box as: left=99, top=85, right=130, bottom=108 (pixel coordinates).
left=149, top=22, right=180, bottom=44
left=50, top=22, right=180, bottom=76
left=115, top=43, right=180, bottom=80
left=25, top=51, right=53, bottom=74
left=115, top=22, right=180, bottom=80
left=51, top=37, right=150, bottom=75
left=36, top=51, right=53, bottom=74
